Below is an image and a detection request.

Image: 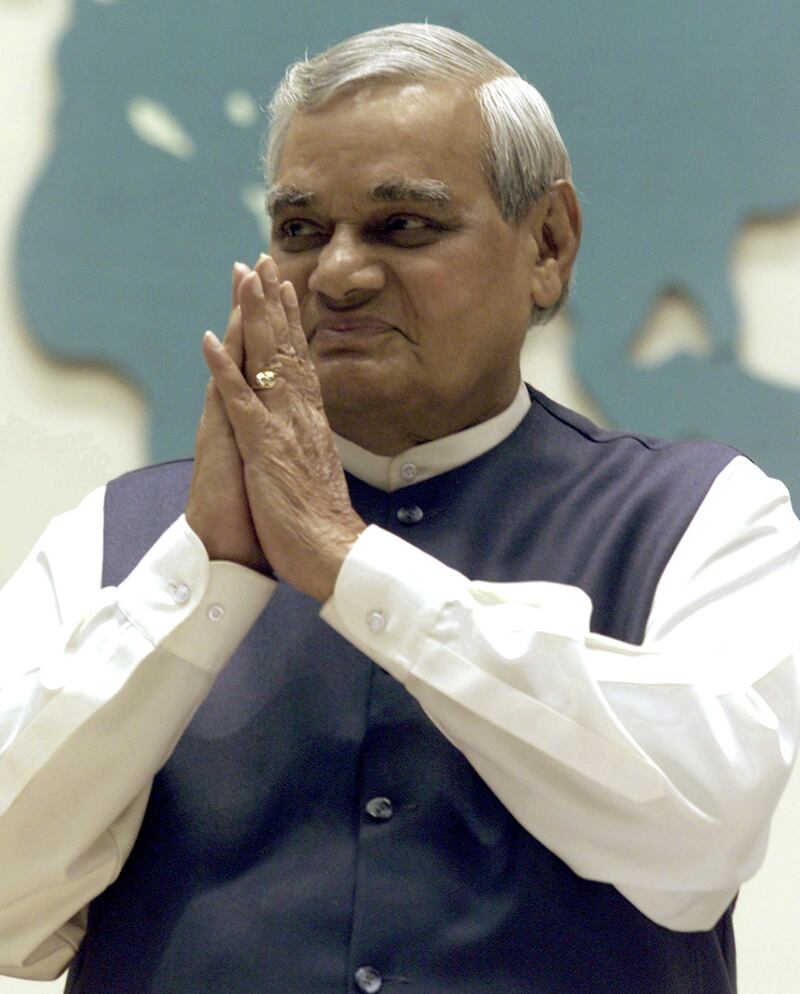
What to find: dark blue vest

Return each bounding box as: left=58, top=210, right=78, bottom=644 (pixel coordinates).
left=67, top=388, right=740, bottom=993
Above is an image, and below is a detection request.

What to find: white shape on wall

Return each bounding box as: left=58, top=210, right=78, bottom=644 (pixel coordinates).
left=734, top=210, right=800, bottom=391
left=241, top=182, right=270, bottom=244
left=629, top=291, right=713, bottom=368
left=126, top=97, right=196, bottom=160
left=224, top=90, right=260, bottom=129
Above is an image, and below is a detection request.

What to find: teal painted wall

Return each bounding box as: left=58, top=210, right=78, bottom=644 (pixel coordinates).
left=16, top=0, right=800, bottom=493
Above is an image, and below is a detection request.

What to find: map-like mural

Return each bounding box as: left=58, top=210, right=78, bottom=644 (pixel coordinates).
left=16, top=0, right=800, bottom=496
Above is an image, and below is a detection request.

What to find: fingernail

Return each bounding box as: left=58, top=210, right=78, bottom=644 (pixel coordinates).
left=233, top=261, right=249, bottom=276
left=204, top=330, right=222, bottom=350
left=262, top=256, right=279, bottom=283
left=280, top=281, right=298, bottom=308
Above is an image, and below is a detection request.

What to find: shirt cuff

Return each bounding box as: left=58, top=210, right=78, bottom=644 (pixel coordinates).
left=320, top=523, right=592, bottom=677
left=320, top=525, right=468, bottom=683
left=117, top=515, right=275, bottom=673
left=321, top=526, right=663, bottom=803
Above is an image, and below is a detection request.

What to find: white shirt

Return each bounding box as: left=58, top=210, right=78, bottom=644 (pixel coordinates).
left=1, top=384, right=799, bottom=980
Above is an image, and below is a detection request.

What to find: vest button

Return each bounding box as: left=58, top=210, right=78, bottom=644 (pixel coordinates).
left=396, top=505, right=424, bottom=525
left=365, top=796, right=393, bottom=821
left=399, top=461, right=418, bottom=482
left=354, top=965, right=382, bottom=993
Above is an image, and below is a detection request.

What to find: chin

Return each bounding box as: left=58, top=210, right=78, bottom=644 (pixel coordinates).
left=319, top=373, right=410, bottom=423
left=321, top=376, right=401, bottom=409
left=316, top=353, right=405, bottom=397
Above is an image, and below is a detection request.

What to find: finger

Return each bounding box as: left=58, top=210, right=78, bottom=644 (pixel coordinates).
left=278, top=280, right=325, bottom=410
left=202, top=279, right=245, bottom=429
left=240, top=270, right=279, bottom=390
left=232, top=261, right=250, bottom=309
left=254, top=254, right=296, bottom=357
left=279, top=281, right=309, bottom=357
left=212, top=262, right=248, bottom=376
left=223, top=302, right=244, bottom=370
left=202, top=330, right=269, bottom=455
left=199, top=333, right=236, bottom=439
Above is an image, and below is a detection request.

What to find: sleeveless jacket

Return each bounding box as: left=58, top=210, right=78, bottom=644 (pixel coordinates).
left=66, top=387, right=740, bottom=993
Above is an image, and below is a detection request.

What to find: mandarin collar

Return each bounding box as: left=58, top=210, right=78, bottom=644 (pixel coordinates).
left=334, top=382, right=531, bottom=492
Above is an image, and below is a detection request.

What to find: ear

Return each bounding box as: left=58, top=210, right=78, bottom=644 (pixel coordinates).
left=526, top=180, right=581, bottom=310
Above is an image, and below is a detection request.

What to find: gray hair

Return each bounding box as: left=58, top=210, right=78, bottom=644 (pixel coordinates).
left=265, top=23, right=573, bottom=323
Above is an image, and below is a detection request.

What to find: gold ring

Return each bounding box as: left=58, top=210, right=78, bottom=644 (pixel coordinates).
left=253, top=369, right=278, bottom=390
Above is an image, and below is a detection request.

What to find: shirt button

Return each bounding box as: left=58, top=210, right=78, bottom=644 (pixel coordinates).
left=396, top=505, right=424, bottom=525
left=365, top=796, right=394, bottom=821
left=170, top=582, right=190, bottom=605
left=354, top=966, right=382, bottom=993
left=399, top=461, right=418, bottom=483
left=207, top=604, right=225, bottom=622
left=366, top=610, right=386, bottom=634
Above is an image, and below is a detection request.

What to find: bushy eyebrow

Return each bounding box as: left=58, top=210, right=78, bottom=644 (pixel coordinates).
left=267, top=178, right=453, bottom=216
left=368, top=179, right=453, bottom=207
left=267, top=185, right=314, bottom=216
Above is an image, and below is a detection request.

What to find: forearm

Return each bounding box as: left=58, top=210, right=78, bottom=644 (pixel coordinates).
left=0, top=509, right=273, bottom=976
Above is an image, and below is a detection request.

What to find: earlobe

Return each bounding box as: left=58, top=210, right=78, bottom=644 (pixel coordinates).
left=530, top=258, right=563, bottom=309
left=528, top=181, right=581, bottom=310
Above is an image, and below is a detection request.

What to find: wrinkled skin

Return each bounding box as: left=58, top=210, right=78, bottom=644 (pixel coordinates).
left=186, top=81, right=579, bottom=601
left=186, top=256, right=365, bottom=602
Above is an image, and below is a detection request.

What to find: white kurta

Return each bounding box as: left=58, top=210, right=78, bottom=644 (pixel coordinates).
left=1, top=385, right=798, bottom=979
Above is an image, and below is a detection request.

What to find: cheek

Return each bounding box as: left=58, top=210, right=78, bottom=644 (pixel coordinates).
left=273, top=253, right=311, bottom=291
left=402, top=252, right=481, bottom=315
left=409, top=245, right=530, bottom=372
left=273, top=254, right=316, bottom=326
left=412, top=251, right=514, bottom=330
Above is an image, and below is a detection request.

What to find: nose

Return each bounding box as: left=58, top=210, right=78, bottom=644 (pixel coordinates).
left=307, top=224, right=385, bottom=305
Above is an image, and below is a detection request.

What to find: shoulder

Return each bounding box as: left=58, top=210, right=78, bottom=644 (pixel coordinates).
left=102, top=459, right=195, bottom=581
left=106, top=457, right=195, bottom=496
left=525, top=385, right=741, bottom=496
left=105, top=458, right=195, bottom=522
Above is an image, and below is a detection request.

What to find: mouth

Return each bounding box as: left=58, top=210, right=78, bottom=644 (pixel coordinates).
left=312, top=315, right=397, bottom=335
left=309, top=316, right=399, bottom=349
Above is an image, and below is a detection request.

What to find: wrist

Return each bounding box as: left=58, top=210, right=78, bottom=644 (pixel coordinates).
left=312, top=524, right=366, bottom=603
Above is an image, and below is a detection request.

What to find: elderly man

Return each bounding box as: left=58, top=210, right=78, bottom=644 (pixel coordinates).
left=1, top=22, right=798, bottom=994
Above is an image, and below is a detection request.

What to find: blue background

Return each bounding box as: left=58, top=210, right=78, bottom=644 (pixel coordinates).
left=16, top=0, right=800, bottom=495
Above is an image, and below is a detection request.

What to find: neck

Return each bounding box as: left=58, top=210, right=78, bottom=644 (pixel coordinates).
left=329, top=422, right=421, bottom=456
left=326, top=382, right=522, bottom=456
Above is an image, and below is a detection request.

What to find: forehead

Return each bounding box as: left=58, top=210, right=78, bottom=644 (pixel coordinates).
left=274, top=81, right=491, bottom=205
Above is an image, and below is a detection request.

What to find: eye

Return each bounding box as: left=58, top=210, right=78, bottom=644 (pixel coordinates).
left=274, top=218, right=326, bottom=251
left=380, top=214, right=445, bottom=247
left=282, top=219, right=318, bottom=237
left=386, top=215, right=427, bottom=231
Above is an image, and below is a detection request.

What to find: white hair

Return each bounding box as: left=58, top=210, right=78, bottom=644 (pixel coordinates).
left=265, top=23, right=574, bottom=322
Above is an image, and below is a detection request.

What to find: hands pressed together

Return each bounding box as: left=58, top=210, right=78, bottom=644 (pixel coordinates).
left=186, top=255, right=366, bottom=603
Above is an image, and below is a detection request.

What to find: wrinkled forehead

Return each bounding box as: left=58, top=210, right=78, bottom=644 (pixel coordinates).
left=272, top=80, right=489, bottom=204
left=267, top=177, right=454, bottom=217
